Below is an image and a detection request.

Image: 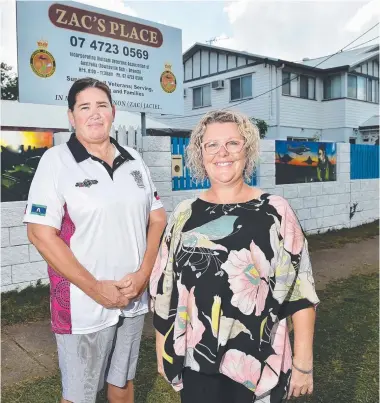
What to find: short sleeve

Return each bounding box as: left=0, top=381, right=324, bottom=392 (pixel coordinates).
left=278, top=238, right=319, bottom=319
left=269, top=195, right=319, bottom=319
left=141, top=159, right=163, bottom=211
left=23, top=149, right=64, bottom=230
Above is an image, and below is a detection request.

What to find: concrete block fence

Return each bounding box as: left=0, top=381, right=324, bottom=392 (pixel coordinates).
left=1, top=138, right=379, bottom=292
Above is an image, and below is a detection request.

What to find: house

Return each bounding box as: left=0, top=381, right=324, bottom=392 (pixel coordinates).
left=155, top=43, right=379, bottom=144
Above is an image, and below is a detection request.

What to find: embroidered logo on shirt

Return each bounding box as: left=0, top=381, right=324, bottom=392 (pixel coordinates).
left=75, top=179, right=98, bottom=188
left=154, top=191, right=160, bottom=200
left=130, top=170, right=145, bottom=188
left=31, top=204, right=47, bottom=216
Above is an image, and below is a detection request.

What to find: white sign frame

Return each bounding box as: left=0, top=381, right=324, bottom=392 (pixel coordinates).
left=16, top=1, right=184, bottom=115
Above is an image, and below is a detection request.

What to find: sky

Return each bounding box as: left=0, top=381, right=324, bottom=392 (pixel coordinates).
left=0, top=0, right=379, bottom=72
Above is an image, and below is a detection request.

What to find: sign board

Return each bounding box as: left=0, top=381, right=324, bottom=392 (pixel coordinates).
left=16, top=1, right=183, bottom=115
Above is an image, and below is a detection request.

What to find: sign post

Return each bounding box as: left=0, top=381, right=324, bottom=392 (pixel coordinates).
left=16, top=1, right=183, bottom=116
left=141, top=112, right=146, bottom=137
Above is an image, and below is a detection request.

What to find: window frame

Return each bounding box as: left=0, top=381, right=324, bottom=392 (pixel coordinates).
left=347, top=73, right=379, bottom=104
left=282, top=71, right=316, bottom=100
left=323, top=74, right=342, bottom=100
left=229, top=74, right=253, bottom=102
left=192, top=84, right=211, bottom=109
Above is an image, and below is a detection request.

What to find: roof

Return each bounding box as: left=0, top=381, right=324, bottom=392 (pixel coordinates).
left=183, top=42, right=278, bottom=64
left=359, top=115, right=379, bottom=128
left=183, top=43, right=379, bottom=73
left=300, top=45, right=379, bottom=69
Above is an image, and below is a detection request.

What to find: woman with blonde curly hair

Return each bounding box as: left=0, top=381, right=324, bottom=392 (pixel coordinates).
left=150, top=110, right=319, bottom=403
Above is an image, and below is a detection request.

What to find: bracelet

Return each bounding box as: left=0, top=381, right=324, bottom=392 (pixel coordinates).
left=292, top=362, right=313, bottom=374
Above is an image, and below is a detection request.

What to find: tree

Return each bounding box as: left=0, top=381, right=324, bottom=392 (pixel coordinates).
left=250, top=117, right=268, bottom=139
left=1, top=63, right=18, bottom=100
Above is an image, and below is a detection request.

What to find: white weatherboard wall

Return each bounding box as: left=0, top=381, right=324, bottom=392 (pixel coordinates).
left=1, top=138, right=379, bottom=292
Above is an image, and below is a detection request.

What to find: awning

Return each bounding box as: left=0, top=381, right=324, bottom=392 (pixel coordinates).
left=359, top=115, right=379, bottom=130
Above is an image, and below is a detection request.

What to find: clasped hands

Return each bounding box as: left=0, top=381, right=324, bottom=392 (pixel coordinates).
left=91, top=270, right=149, bottom=309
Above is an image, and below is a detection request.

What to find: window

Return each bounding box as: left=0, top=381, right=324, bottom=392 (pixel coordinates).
left=347, top=75, right=357, bottom=98
left=374, top=60, right=379, bottom=78
left=373, top=81, right=379, bottom=103
left=282, top=72, right=298, bottom=96
left=324, top=75, right=341, bottom=99
left=282, top=72, right=315, bottom=99
left=230, top=75, right=252, bottom=101
left=368, top=61, right=373, bottom=76
left=192, top=84, right=211, bottom=108
left=367, top=79, right=372, bottom=102
left=357, top=76, right=366, bottom=100
left=347, top=74, right=379, bottom=103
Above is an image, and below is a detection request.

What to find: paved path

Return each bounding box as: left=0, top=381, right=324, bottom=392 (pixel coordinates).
left=2, top=236, right=378, bottom=388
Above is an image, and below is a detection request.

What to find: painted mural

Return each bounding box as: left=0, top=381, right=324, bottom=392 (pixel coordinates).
left=275, top=140, right=337, bottom=185
left=1, top=131, right=53, bottom=202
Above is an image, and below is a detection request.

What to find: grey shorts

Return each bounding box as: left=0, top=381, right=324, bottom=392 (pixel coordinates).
left=56, top=314, right=145, bottom=403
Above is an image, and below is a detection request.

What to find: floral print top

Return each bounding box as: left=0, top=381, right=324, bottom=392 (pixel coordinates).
left=150, top=194, right=319, bottom=402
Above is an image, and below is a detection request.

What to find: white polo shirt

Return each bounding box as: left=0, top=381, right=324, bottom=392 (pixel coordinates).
left=24, top=134, right=163, bottom=335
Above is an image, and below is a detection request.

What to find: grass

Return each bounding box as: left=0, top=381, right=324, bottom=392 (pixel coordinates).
left=307, top=220, right=379, bottom=252
left=1, top=281, right=50, bottom=326
left=2, top=272, right=378, bottom=403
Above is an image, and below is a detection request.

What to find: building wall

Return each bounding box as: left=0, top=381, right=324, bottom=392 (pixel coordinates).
left=279, top=73, right=323, bottom=129
left=321, top=99, right=347, bottom=129
left=158, top=59, right=379, bottom=143
left=345, top=99, right=379, bottom=128
left=160, top=63, right=277, bottom=130
left=1, top=138, right=379, bottom=292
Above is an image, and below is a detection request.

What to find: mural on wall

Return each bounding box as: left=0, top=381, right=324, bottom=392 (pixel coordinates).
left=1, top=131, right=53, bottom=202
left=275, top=140, right=337, bottom=185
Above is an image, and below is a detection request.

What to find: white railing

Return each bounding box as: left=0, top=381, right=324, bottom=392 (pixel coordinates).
left=54, top=125, right=142, bottom=152
left=110, top=125, right=142, bottom=153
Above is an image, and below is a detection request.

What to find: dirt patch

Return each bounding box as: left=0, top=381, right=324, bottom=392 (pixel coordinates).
left=311, top=236, right=379, bottom=291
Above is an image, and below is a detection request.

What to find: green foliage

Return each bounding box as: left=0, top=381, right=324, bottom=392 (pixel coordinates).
left=250, top=117, right=268, bottom=139
left=1, top=63, right=19, bottom=100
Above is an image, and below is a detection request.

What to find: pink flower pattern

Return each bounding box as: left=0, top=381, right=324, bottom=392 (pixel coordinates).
left=222, top=241, right=270, bottom=316
left=173, top=282, right=205, bottom=357
left=220, top=349, right=262, bottom=391
left=268, top=195, right=304, bottom=255
left=255, top=320, right=292, bottom=396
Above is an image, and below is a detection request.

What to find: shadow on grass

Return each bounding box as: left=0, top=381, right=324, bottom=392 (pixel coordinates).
left=307, top=220, right=379, bottom=252
left=1, top=281, right=50, bottom=326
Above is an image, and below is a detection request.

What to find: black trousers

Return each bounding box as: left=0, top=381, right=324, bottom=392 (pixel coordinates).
left=180, top=368, right=254, bottom=403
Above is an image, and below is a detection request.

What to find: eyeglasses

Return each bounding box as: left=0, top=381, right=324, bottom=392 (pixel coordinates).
left=201, top=139, right=245, bottom=155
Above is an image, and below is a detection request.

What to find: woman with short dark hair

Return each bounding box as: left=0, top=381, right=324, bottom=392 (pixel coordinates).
left=25, top=77, right=166, bottom=403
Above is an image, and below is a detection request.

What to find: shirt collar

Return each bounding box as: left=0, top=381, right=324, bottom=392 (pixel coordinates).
left=67, top=133, right=135, bottom=163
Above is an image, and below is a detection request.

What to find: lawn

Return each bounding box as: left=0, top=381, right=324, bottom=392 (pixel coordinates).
left=2, top=272, right=378, bottom=403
